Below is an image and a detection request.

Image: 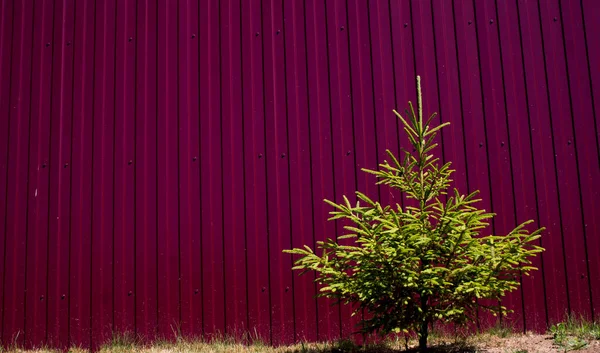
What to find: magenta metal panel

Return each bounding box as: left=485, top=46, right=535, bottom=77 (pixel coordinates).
left=581, top=0, right=600, bottom=321
left=560, top=0, right=600, bottom=321
left=24, top=0, right=52, bottom=347
left=69, top=0, right=95, bottom=346
left=517, top=0, right=568, bottom=325
left=284, top=0, right=317, bottom=343
left=324, top=0, right=357, bottom=341
left=304, top=0, right=338, bottom=341
left=263, top=0, right=294, bottom=345
left=497, top=0, right=546, bottom=331
left=453, top=0, right=496, bottom=329
left=199, top=0, right=225, bottom=338
left=177, top=0, right=202, bottom=338
left=413, top=0, right=441, bottom=158
left=113, top=0, right=136, bottom=337
left=0, top=0, right=13, bottom=343
left=389, top=0, right=416, bottom=210
left=325, top=0, right=358, bottom=341
left=347, top=1, right=379, bottom=343
left=1, top=0, right=600, bottom=348
left=3, top=0, right=34, bottom=346
left=46, top=0, right=75, bottom=348
left=540, top=0, right=591, bottom=320
left=91, top=0, right=117, bottom=347
left=475, top=0, right=523, bottom=329
left=432, top=0, right=468, bottom=201
left=135, top=0, right=159, bottom=341
left=369, top=0, right=401, bottom=205
left=241, top=0, right=270, bottom=342
left=156, top=0, right=180, bottom=341
left=221, top=0, right=248, bottom=339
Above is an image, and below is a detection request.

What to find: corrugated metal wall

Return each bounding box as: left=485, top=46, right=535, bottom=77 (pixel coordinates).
left=0, top=0, right=599, bottom=349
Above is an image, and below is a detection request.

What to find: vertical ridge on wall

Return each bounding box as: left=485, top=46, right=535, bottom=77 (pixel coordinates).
left=0, top=0, right=14, bottom=342
left=69, top=0, right=95, bottom=346
left=91, top=0, right=117, bottom=346
left=221, top=0, right=248, bottom=339
left=262, top=0, right=294, bottom=345
left=3, top=0, right=35, bottom=346
left=497, top=0, right=546, bottom=331
left=580, top=0, right=600, bottom=322
left=433, top=0, right=468, bottom=206
left=453, top=0, right=495, bottom=329
left=177, top=0, right=202, bottom=338
left=559, top=0, right=599, bottom=320
left=1, top=0, right=600, bottom=348
left=539, top=0, right=591, bottom=320
left=389, top=0, right=417, bottom=211
left=241, top=0, right=270, bottom=342
left=199, top=0, right=225, bottom=338
left=134, top=0, right=159, bottom=341
left=324, top=0, right=355, bottom=340
left=517, top=0, right=567, bottom=326
left=113, top=0, right=136, bottom=338
left=474, top=0, right=522, bottom=329
left=304, top=0, right=338, bottom=341
left=157, top=0, right=180, bottom=341
left=369, top=0, right=401, bottom=206
left=347, top=1, right=379, bottom=342
left=284, top=0, right=317, bottom=343
left=24, top=0, right=51, bottom=347
left=46, top=0, right=75, bottom=347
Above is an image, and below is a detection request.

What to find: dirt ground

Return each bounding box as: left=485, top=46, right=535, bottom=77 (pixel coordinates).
left=467, top=332, right=600, bottom=352
left=4, top=333, right=599, bottom=353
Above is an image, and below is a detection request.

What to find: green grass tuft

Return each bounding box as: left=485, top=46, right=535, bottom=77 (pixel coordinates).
left=549, top=315, right=599, bottom=351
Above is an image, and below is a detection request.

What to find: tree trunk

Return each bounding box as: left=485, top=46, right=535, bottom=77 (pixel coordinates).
left=419, top=294, right=429, bottom=351
left=419, top=320, right=428, bottom=352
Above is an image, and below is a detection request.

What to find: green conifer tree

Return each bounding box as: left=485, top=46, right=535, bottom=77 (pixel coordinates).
left=284, top=76, right=544, bottom=351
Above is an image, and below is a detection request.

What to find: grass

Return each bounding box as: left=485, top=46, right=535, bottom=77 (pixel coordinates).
left=1, top=317, right=599, bottom=353
left=92, top=336, right=478, bottom=353
left=548, top=315, right=600, bottom=352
